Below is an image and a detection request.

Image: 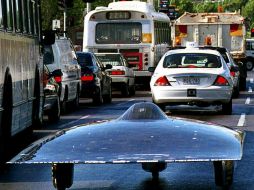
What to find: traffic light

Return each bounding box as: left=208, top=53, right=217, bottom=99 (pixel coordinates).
left=251, top=28, right=254, bottom=38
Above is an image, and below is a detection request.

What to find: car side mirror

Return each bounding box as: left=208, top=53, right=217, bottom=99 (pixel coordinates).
left=148, top=67, right=156, bottom=73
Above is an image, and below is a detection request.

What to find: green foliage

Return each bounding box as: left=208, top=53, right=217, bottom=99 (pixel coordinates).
left=40, top=0, right=254, bottom=33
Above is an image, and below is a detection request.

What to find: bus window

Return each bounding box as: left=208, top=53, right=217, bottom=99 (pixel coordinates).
left=14, top=0, right=22, bottom=32
left=95, top=23, right=142, bottom=44
left=28, top=0, right=34, bottom=34
left=0, top=1, right=3, bottom=28
left=6, top=0, right=13, bottom=31
left=32, top=1, right=37, bottom=35
left=22, top=0, right=28, bottom=33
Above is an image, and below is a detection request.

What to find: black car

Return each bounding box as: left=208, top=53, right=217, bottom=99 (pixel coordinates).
left=76, top=52, right=112, bottom=104
left=43, top=65, right=62, bottom=122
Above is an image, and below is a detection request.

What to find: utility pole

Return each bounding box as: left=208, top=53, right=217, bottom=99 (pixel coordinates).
left=87, top=2, right=91, bottom=14
left=64, top=3, right=66, bottom=37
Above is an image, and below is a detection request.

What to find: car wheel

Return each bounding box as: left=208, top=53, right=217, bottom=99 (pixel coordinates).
left=103, top=85, right=112, bottom=104
left=93, top=87, right=103, bottom=105
left=48, top=97, right=60, bottom=123
left=52, top=163, right=74, bottom=190
left=61, top=88, right=68, bottom=114
left=239, top=77, right=246, bottom=91
left=121, top=83, right=130, bottom=97
left=221, top=99, right=232, bottom=115
left=246, top=60, right=254, bottom=71
left=71, top=87, right=80, bottom=109
left=213, top=160, right=234, bottom=187
left=152, top=97, right=166, bottom=112
left=233, top=85, right=240, bottom=98
left=141, top=162, right=167, bottom=180
left=129, top=85, right=136, bottom=96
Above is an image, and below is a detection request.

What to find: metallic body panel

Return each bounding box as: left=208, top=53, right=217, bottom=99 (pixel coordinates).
left=9, top=102, right=244, bottom=164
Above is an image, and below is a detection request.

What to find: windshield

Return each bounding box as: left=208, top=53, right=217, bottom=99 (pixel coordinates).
left=96, top=22, right=142, bottom=44
left=163, top=53, right=222, bottom=68
left=96, top=54, right=125, bottom=66
left=77, top=53, right=93, bottom=66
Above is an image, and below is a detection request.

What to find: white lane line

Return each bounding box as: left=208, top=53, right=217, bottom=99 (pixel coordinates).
left=58, top=115, right=90, bottom=129
left=237, top=113, right=246, bottom=127
left=245, top=97, right=251, bottom=104
left=250, top=78, right=254, bottom=83
left=249, top=87, right=253, bottom=93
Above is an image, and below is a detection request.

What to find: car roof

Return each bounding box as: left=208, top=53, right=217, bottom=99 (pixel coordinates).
left=95, top=53, right=122, bottom=55
left=165, top=48, right=222, bottom=56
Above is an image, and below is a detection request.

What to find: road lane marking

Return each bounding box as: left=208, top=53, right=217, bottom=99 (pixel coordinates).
left=248, top=87, right=253, bottom=93
left=245, top=97, right=251, bottom=104
left=237, top=113, right=246, bottom=127
left=250, top=78, right=254, bottom=83
left=58, top=115, right=90, bottom=129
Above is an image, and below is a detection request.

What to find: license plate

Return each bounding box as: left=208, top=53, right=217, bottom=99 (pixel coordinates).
left=183, top=77, right=200, bottom=85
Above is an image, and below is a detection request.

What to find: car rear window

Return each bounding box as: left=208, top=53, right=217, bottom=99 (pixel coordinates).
left=43, top=45, right=54, bottom=65
left=77, top=53, right=93, bottom=67
left=163, top=53, right=221, bottom=68
left=96, top=54, right=123, bottom=66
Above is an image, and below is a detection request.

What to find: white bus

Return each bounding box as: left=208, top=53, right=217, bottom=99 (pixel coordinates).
left=0, top=0, right=48, bottom=163
left=83, top=1, right=171, bottom=84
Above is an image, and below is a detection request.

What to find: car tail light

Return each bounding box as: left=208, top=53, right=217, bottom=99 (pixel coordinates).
left=110, top=70, right=125, bottom=75
left=230, top=71, right=236, bottom=77
left=81, top=74, right=94, bottom=81
left=213, top=76, right=229, bottom=86
left=154, top=76, right=171, bottom=86
left=54, top=76, right=62, bottom=83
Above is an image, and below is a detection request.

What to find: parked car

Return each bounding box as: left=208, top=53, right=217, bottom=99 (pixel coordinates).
left=150, top=43, right=234, bottom=114
left=76, top=52, right=112, bottom=104
left=43, top=37, right=81, bottom=113
left=95, top=53, right=135, bottom=96
left=246, top=38, right=254, bottom=71
left=43, top=65, right=61, bottom=122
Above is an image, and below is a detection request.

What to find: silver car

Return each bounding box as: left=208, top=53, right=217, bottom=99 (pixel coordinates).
left=150, top=48, right=234, bottom=114
left=95, top=53, right=135, bottom=96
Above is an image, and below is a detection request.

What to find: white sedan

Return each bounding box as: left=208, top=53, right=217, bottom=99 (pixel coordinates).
left=150, top=48, right=234, bottom=114
left=95, top=53, right=135, bottom=96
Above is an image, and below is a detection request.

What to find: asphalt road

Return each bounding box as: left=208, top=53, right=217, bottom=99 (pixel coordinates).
left=1, top=71, right=254, bottom=190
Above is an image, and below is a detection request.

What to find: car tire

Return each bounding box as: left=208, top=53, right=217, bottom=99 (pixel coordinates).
left=221, top=99, right=232, bottom=115
left=246, top=60, right=254, bottom=71
left=213, top=160, right=234, bottom=187
left=121, top=83, right=130, bottom=97
left=93, top=87, right=103, bottom=105
left=61, top=88, right=68, bottom=114
left=239, top=77, right=246, bottom=91
left=129, top=85, right=136, bottom=96
left=233, top=81, right=240, bottom=98
left=52, top=163, right=74, bottom=190
left=141, top=162, right=167, bottom=180
left=71, top=87, right=80, bottom=109
left=152, top=97, right=166, bottom=112
left=103, top=85, right=112, bottom=104
left=48, top=97, right=60, bottom=123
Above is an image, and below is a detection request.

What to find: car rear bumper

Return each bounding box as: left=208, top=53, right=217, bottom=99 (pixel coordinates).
left=152, top=86, right=232, bottom=105
left=80, top=82, right=98, bottom=97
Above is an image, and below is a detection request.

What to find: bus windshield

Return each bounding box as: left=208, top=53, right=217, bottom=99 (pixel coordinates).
left=95, top=22, right=142, bottom=44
